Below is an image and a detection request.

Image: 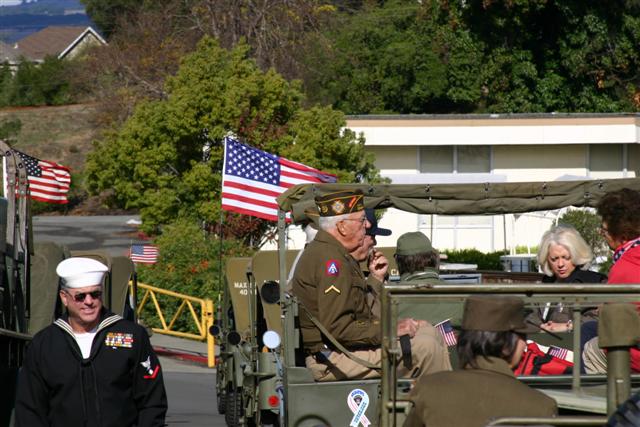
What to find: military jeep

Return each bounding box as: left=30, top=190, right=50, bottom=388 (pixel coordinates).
left=217, top=177, right=640, bottom=426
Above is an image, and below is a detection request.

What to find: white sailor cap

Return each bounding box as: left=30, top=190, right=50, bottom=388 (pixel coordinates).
left=56, top=257, right=108, bottom=289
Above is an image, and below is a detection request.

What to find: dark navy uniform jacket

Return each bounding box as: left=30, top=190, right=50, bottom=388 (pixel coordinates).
left=15, top=309, right=167, bottom=427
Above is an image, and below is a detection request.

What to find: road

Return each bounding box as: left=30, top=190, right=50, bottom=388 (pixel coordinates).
left=32, top=215, right=142, bottom=256
left=160, top=357, right=226, bottom=427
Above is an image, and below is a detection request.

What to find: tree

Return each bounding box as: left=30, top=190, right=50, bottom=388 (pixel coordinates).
left=79, top=0, right=149, bottom=39
left=301, top=0, right=640, bottom=114
left=556, top=209, right=609, bottom=261
left=85, top=37, right=381, bottom=242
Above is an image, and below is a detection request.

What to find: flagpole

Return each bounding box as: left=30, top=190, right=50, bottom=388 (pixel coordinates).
left=129, top=239, right=139, bottom=322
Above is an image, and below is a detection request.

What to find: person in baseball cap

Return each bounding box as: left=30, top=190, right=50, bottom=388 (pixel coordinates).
left=394, top=231, right=439, bottom=281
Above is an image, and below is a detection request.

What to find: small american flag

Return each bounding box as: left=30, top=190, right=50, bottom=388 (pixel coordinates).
left=129, top=244, right=159, bottom=264
left=435, top=319, right=458, bottom=347
left=548, top=345, right=573, bottom=362
left=14, top=150, right=71, bottom=204
left=221, top=137, right=337, bottom=221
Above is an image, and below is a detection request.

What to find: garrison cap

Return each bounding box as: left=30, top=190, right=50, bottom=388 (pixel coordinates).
left=461, top=295, right=538, bottom=334
left=395, top=231, right=433, bottom=256
left=365, top=209, right=391, bottom=237
left=56, top=257, right=108, bottom=289
left=315, top=190, right=364, bottom=217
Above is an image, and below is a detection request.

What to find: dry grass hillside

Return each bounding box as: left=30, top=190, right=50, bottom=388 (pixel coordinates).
left=0, top=103, right=98, bottom=173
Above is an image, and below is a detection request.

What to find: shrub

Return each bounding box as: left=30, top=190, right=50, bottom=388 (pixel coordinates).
left=135, top=219, right=253, bottom=331
left=442, top=249, right=508, bottom=270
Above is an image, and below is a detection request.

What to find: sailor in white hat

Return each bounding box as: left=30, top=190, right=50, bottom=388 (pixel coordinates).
left=15, top=256, right=168, bottom=426
left=57, top=257, right=109, bottom=336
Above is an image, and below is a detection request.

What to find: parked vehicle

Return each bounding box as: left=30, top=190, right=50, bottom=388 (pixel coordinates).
left=215, top=177, right=640, bottom=426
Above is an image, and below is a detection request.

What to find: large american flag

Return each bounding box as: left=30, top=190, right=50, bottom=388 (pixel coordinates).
left=129, top=244, right=159, bottom=264
left=15, top=150, right=71, bottom=204
left=221, top=137, right=337, bottom=221
left=435, top=319, right=458, bottom=347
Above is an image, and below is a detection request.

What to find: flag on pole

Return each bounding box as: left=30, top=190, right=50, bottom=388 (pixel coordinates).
left=129, top=244, right=159, bottom=264
left=435, top=319, right=458, bottom=347
left=14, top=150, right=71, bottom=204
left=221, top=137, right=337, bottom=221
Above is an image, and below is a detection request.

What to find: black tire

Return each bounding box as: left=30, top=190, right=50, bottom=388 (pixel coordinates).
left=607, top=392, right=640, bottom=426
left=217, top=386, right=227, bottom=415
left=225, top=388, right=243, bottom=426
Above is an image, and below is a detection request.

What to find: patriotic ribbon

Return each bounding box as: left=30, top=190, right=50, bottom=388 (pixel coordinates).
left=348, top=389, right=371, bottom=427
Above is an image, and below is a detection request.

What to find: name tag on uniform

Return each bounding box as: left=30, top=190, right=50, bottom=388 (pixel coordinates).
left=105, top=332, right=134, bottom=348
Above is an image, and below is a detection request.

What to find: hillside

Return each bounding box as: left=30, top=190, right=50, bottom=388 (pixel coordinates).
left=0, top=103, right=97, bottom=173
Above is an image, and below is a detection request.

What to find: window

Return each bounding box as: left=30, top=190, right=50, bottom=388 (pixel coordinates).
left=419, top=146, right=491, bottom=173
left=458, top=146, right=491, bottom=173
left=590, top=144, right=623, bottom=172
left=419, top=146, right=452, bottom=173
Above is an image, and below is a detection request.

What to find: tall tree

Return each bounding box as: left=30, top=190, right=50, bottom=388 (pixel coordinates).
left=85, top=37, right=380, bottom=241
left=80, top=0, right=149, bottom=39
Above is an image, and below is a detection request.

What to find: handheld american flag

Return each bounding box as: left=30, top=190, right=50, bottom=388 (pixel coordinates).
left=435, top=319, right=458, bottom=347
left=221, top=137, right=337, bottom=221
left=129, top=244, right=159, bottom=264
left=14, top=150, right=71, bottom=204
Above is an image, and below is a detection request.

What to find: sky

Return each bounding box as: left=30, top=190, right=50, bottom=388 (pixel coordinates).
left=0, top=0, right=37, bottom=6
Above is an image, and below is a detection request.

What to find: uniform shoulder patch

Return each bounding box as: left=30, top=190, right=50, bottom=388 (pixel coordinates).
left=326, top=260, right=340, bottom=276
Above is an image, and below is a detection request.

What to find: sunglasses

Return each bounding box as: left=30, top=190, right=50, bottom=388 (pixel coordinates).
left=65, top=290, right=102, bottom=302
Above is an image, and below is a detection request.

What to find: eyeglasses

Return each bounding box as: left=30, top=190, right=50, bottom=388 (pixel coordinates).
left=65, top=290, right=102, bottom=303
left=599, top=226, right=611, bottom=236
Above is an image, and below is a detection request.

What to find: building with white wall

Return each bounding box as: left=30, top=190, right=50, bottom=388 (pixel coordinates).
left=346, top=113, right=640, bottom=252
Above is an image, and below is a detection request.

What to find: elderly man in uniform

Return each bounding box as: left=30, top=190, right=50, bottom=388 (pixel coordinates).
left=404, top=296, right=557, bottom=427
left=15, top=257, right=167, bottom=427
left=291, top=190, right=451, bottom=381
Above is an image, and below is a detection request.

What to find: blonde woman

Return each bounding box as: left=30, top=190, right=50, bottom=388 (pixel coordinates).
left=532, top=225, right=606, bottom=332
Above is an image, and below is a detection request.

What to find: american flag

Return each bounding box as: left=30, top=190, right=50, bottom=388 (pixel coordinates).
left=548, top=345, right=573, bottom=362
left=435, top=319, right=458, bottom=347
left=14, top=150, right=71, bottom=204
left=129, top=244, right=159, bottom=264
left=221, top=137, right=337, bottom=221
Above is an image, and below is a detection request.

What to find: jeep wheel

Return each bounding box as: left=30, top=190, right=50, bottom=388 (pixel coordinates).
left=225, top=388, right=243, bottom=426
left=217, top=387, right=227, bottom=415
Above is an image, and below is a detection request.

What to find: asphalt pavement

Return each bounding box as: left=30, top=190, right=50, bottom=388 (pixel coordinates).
left=150, top=333, right=226, bottom=426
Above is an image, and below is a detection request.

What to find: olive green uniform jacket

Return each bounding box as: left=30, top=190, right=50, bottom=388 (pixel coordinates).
left=403, top=356, right=557, bottom=427
left=290, top=230, right=382, bottom=354
left=396, top=269, right=462, bottom=325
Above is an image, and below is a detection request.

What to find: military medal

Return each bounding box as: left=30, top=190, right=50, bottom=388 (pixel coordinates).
left=105, top=332, right=134, bottom=348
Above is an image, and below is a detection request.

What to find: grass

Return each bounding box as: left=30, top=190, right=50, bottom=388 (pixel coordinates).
left=0, top=103, right=98, bottom=173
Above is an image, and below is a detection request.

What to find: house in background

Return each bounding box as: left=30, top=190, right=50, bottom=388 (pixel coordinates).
left=14, top=26, right=106, bottom=63
left=346, top=113, right=640, bottom=253
left=0, top=40, right=20, bottom=70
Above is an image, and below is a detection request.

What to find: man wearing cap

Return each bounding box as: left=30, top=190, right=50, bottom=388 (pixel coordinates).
left=15, top=257, right=167, bottom=427
left=394, top=231, right=461, bottom=322
left=404, top=296, right=557, bottom=427
left=291, top=190, right=451, bottom=381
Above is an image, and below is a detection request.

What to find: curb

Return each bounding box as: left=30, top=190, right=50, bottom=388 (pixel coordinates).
left=153, top=346, right=209, bottom=366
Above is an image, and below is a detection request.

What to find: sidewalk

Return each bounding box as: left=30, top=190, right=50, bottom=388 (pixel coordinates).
left=150, top=332, right=210, bottom=366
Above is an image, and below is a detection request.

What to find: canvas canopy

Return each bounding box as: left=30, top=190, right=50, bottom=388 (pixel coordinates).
left=277, top=178, right=640, bottom=223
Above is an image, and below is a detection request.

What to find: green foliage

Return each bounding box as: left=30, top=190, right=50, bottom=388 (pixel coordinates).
left=301, top=0, right=640, bottom=113
left=80, top=0, right=149, bottom=39
left=442, top=249, right=508, bottom=271
left=556, top=209, right=610, bottom=260
left=0, top=118, right=21, bottom=140
left=0, top=57, right=75, bottom=107
left=85, top=37, right=381, bottom=239
left=134, top=219, right=252, bottom=331
left=136, top=219, right=253, bottom=298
